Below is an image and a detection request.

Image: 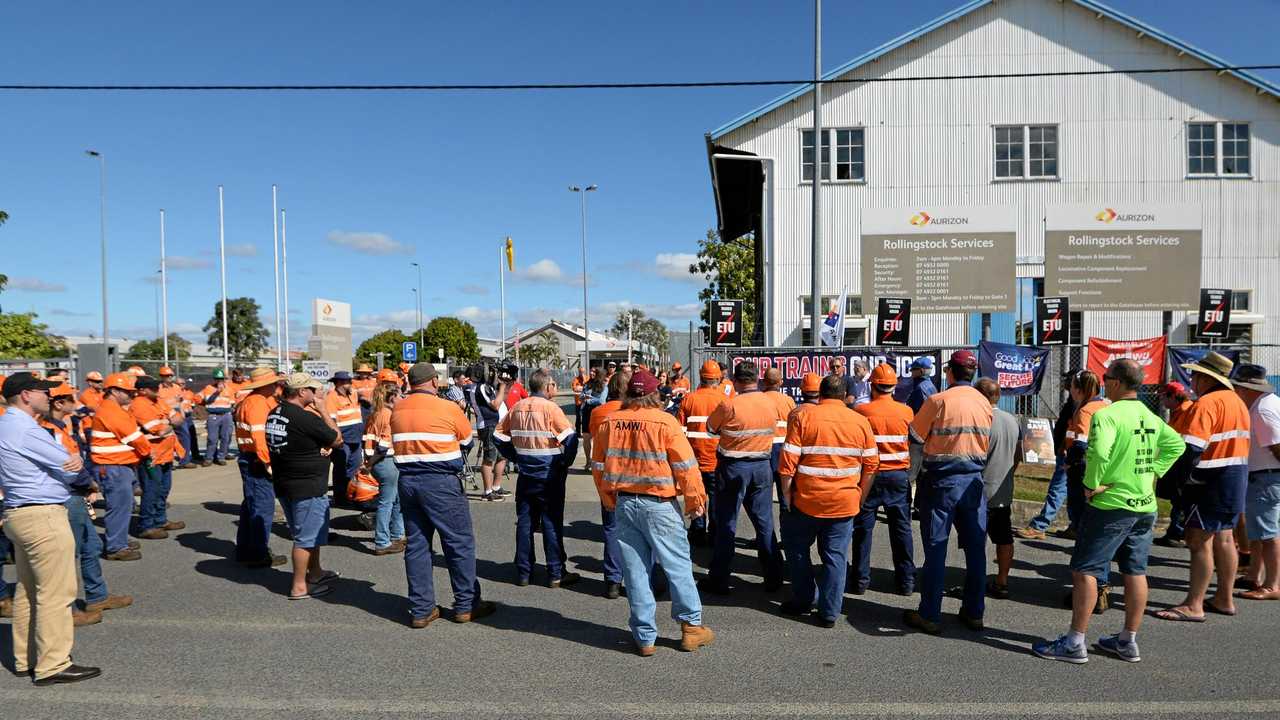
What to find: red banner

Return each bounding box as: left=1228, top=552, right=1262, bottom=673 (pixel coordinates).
left=1086, top=336, right=1166, bottom=385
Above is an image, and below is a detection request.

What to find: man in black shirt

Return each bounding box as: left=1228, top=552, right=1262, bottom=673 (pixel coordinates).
left=266, top=373, right=343, bottom=600
left=1018, top=369, right=1080, bottom=540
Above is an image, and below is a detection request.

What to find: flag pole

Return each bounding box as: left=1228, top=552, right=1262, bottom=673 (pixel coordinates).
left=160, top=209, right=169, bottom=366
left=217, top=186, right=230, bottom=374
left=499, top=243, right=507, bottom=361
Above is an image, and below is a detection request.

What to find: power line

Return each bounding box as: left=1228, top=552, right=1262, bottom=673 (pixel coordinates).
left=2, top=64, right=1279, bottom=92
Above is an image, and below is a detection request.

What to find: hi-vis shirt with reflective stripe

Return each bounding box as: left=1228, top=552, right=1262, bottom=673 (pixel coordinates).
left=42, top=418, right=81, bottom=457
left=909, top=383, right=992, bottom=477
left=589, top=400, right=623, bottom=437
left=779, top=399, right=878, bottom=518
left=764, top=390, right=796, bottom=445
left=325, top=390, right=365, bottom=443
left=364, top=407, right=393, bottom=457
left=706, top=390, right=784, bottom=461
left=235, top=394, right=277, bottom=466
left=590, top=406, right=705, bottom=513
left=131, top=395, right=177, bottom=465
left=677, top=387, right=727, bottom=473
left=1066, top=397, right=1111, bottom=445
left=854, top=394, right=915, bottom=471
left=1180, top=388, right=1251, bottom=473
left=494, top=395, right=578, bottom=480
left=201, top=383, right=235, bottom=412
left=390, top=391, right=473, bottom=475
left=90, top=397, right=151, bottom=466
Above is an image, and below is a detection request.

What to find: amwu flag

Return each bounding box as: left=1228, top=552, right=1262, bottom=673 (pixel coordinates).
left=1086, top=336, right=1166, bottom=385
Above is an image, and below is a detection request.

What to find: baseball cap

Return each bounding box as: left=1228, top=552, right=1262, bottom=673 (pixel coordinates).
left=103, top=373, right=137, bottom=392
left=628, top=370, right=659, bottom=396
left=286, top=372, right=324, bottom=391
left=135, top=376, right=161, bottom=391
left=948, top=350, right=978, bottom=370
left=870, top=363, right=898, bottom=386
left=1160, top=381, right=1188, bottom=397
left=407, top=363, right=438, bottom=385
left=800, top=373, right=822, bottom=394
left=2, top=372, right=59, bottom=399
left=909, top=357, right=934, bottom=371
left=699, top=360, right=722, bottom=380
left=85, top=371, right=105, bottom=382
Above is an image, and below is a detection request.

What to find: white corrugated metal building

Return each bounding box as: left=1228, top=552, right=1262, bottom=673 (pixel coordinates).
left=706, top=0, right=1279, bottom=349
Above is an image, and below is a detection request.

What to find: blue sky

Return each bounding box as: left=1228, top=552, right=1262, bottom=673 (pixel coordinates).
left=2, top=0, right=1278, bottom=349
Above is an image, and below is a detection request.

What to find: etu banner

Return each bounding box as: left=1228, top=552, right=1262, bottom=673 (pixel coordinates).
left=977, top=340, right=1050, bottom=396
left=1086, top=336, right=1167, bottom=385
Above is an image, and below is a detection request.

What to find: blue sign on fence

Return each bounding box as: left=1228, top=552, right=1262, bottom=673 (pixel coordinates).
left=402, top=341, right=418, bottom=362
left=977, top=340, right=1050, bottom=396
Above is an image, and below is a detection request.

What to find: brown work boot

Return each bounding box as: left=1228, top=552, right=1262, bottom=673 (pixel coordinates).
left=679, top=622, right=715, bottom=652
left=409, top=607, right=441, bottom=629
left=0, top=597, right=12, bottom=618
left=452, top=600, right=497, bottom=623
left=635, top=643, right=656, bottom=657
left=84, top=594, right=133, bottom=613
left=138, top=528, right=169, bottom=540
left=162, top=520, right=186, bottom=531
left=73, top=607, right=103, bottom=626
left=104, top=548, right=142, bottom=561
left=373, top=542, right=405, bottom=556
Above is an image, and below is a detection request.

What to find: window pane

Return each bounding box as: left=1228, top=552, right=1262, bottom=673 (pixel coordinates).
left=1044, top=159, right=1057, bottom=177
left=1222, top=123, right=1250, bottom=175
left=1187, top=123, right=1216, bottom=174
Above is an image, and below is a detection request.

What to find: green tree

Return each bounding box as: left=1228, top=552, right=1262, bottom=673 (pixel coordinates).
left=355, top=329, right=411, bottom=365
left=0, top=312, right=68, bottom=358
left=518, top=332, right=563, bottom=369
left=203, top=297, right=269, bottom=363
left=128, top=334, right=192, bottom=362
left=610, top=308, right=669, bottom=361
left=690, top=229, right=756, bottom=343
left=422, top=316, right=480, bottom=364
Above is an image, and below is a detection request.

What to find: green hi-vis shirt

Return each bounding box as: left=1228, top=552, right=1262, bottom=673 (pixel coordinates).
left=1083, top=398, right=1186, bottom=514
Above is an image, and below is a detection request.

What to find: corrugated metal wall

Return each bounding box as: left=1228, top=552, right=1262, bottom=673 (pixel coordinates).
left=715, top=0, right=1280, bottom=347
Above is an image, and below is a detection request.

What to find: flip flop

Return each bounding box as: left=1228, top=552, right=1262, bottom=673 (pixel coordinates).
left=309, top=570, right=340, bottom=586
left=1154, top=607, right=1206, bottom=623
left=1205, top=603, right=1237, bottom=616
left=288, top=584, right=333, bottom=601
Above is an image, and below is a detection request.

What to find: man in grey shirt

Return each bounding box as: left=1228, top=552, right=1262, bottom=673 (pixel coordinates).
left=976, top=378, right=1021, bottom=599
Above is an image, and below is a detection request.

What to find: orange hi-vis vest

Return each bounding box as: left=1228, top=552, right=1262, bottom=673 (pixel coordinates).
left=719, top=379, right=737, bottom=398
left=201, top=383, right=235, bottom=412
left=235, top=393, right=277, bottom=466
left=353, top=377, right=377, bottom=404
left=494, top=395, right=575, bottom=479
left=1066, top=397, right=1112, bottom=446
left=677, top=386, right=727, bottom=473
left=90, top=398, right=151, bottom=466
left=763, top=390, right=796, bottom=447
left=779, top=398, right=879, bottom=518
left=1181, top=388, right=1251, bottom=473
left=706, top=389, right=782, bottom=461
left=80, top=386, right=104, bottom=412
left=325, top=388, right=365, bottom=443
left=671, top=376, right=691, bottom=394
left=572, top=375, right=586, bottom=407
left=909, top=383, right=992, bottom=477
left=590, top=405, right=705, bottom=513
left=1168, top=399, right=1194, bottom=434
left=390, top=390, right=473, bottom=475
left=131, top=395, right=177, bottom=465
left=364, top=406, right=393, bottom=457
left=589, top=400, right=623, bottom=437
left=158, top=383, right=184, bottom=416
left=855, top=394, right=915, bottom=472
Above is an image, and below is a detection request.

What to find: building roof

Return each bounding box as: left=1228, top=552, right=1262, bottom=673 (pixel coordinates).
left=708, top=0, right=1280, bottom=140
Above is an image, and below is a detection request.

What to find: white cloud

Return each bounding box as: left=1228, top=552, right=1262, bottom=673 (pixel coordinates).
left=458, top=284, right=489, bottom=296
left=522, top=259, right=564, bottom=283
left=7, top=277, right=66, bottom=292
left=654, top=253, right=701, bottom=283
left=226, top=243, right=258, bottom=257
left=352, top=309, right=420, bottom=334
left=455, top=306, right=503, bottom=324
left=327, top=230, right=413, bottom=256
left=166, top=256, right=214, bottom=270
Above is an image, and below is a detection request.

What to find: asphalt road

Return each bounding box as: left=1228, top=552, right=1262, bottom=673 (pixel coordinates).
left=2, top=463, right=1278, bottom=719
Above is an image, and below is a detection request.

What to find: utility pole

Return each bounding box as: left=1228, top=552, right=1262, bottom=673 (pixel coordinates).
left=809, top=0, right=823, bottom=347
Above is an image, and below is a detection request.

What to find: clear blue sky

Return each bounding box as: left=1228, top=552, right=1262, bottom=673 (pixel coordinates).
left=2, top=0, right=1277, bottom=348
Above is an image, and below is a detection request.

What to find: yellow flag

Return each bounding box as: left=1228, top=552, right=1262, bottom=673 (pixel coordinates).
left=505, top=236, right=515, bottom=272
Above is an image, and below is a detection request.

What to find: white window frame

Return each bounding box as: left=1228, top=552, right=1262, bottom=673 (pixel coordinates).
left=800, top=127, right=866, bottom=185
left=1231, top=289, right=1251, bottom=312
left=992, top=124, right=1059, bottom=182
left=1186, top=121, right=1252, bottom=178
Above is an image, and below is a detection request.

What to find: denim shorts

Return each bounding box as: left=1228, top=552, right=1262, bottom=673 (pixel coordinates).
left=282, top=495, right=330, bottom=549
left=1245, top=471, right=1280, bottom=542
left=1185, top=503, right=1238, bottom=533
left=476, top=427, right=498, bottom=464
left=1070, top=507, right=1155, bottom=580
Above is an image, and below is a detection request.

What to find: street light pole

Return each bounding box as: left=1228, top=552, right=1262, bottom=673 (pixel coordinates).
left=218, top=185, right=230, bottom=375
left=272, top=184, right=282, bottom=370
left=160, top=209, right=169, bottom=366
left=569, top=184, right=597, bottom=371
left=85, top=150, right=109, bottom=367
left=810, top=0, right=824, bottom=347
left=281, top=209, right=291, bottom=367
left=410, top=261, right=424, bottom=348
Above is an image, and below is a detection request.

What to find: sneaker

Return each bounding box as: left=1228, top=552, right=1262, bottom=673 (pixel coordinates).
left=1032, top=635, right=1088, bottom=664
left=482, top=492, right=505, bottom=503
left=1094, top=633, right=1141, bottom=663
left=493, top=487, right=512, bottom=497
left=1016, top=526, right=1047, bottom=540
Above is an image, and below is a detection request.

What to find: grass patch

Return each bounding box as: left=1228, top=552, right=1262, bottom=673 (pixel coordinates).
left=1013, top=471, right=1171, bottom=516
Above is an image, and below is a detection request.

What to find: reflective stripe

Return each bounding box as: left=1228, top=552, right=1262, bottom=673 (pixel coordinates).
left=874, top=435, right=907, bottom=443
left=1182, top=434, right=1208, bottom=450
left=797, top=445, right=865, bottom=456
left=685, top=416, right=710, bottom=423
left=91, top=431, right=116, bottom=439
left=782, top=443, right=802, bottom=455
left=772, top=436, right=785, bottom=444
left=394, top=450, right=463, bottom=463
left=670, top=458, right=697, bottom=471
left=1196, top=456, right=1249, bottom=469
left=142, top=419, right=163, bottom=429
left=879, top=451, right=910, bottom=462
left=1208, top=429, right=1250, bottom=442
left=603, top=473, right=674, bottom=486
left=492, top=431, right=511, bottom=442
left=92, top=444, right=134, bottom=454
left=236, top=423, right=266, bottom=432
left=555, top=427, right=575, bottom=443
left=392, top=432, right=456, bottom=442
left=775, top=420, right=788, bottom=428
left=361, top=434, right=377, bottom=442
left=511, top=429, right=556, bottom=439
left=862, top=448, right=878, bottom=457
left=337, top=418, right=363, bottom=427
left=931, top=425, right=991, bottom=436
left=591, top=461, right=605, bottom=471
left=515, top=447, right=563, bottom=456
left=685, top=431, right=714, bottom=440
left=606, top=448, right=667, bottom=462
left=719, top=427, right=775, bottom=438
left=909, top=427, right=925, bottom=443
left=1064, top=431, right=1078, bottom=440
left=797, top=464, right=860, bottom=478
left=718, top=448, right=771, bottom=459
left=121, top=430, right=143, bottom=444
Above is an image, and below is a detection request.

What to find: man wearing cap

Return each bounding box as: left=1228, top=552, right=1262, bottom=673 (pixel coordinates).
left=325, top=371, right=364, bottom=507
left=0, top=372, right=102, bottom=685
left=234, top=368, right=286, bottom=568
left=200, top=368, right=236, bottom=466
left=702, top=361, right=786, bottom=595
left=1233, top=364, right=1280, bottom=601
left=156, top=367, right=191, bottom=469
left=353, top=363, right=377, bottom=420
left=90, top=373, right=152, bottom=561
left=1156, top=352, right=1252, bottom=622
left=131, top=376, right=184, bottom=540
left=591, top=369, right=713, bottom=656
left=903, top=350, right=992, bottom=635
left=79, top=370, right=106, bottom=413
left=677, top=360, right=728, bottom=548
left=392, top=363, right=495, bottom=627
left=851, top=363, right=916, bottom=595
left=1154, top=382, right=1195, bottom=548
left=670, top=362, right=691, bottom=397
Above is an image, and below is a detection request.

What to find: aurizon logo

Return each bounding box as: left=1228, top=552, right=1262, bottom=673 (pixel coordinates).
left=323, top=303, right=333, bottom=315
left=1095, top=208, right=1118, bottom=223
left=1096, top=208, right=1156, bottom=223
left=910, top=212, right=931, bottom=226
left=909, top=211, right=968, bottom=226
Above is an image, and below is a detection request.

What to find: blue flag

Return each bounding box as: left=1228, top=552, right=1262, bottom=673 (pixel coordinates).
left=1168, top=347, right=1242, bottom=387
left=978, top=340, right=1050, bottom=396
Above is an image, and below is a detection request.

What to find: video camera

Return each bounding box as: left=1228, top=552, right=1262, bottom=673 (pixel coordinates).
left=470, top=361, right=520, bottom=386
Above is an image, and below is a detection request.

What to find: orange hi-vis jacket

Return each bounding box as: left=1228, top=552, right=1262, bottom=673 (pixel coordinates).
left=589, top=400, right=623, bottom=437
left=364, top=406, right=393, bottom=458
left=235, top=393, right=277, bottom=467
left=80, top=386, right=104, bottom=412
left=390, top=390, right=473, bottom=475
left=779, top=399, right=879, bottom=518
left=42, top=418, right=81, bottom=456
left=671, top=375, right=691, bottom=395
left=572, top=375, right=586, bottom=407
left=1066, top=397, right=1112, bottom=446
left=90, top=398, right=151, bottom=466
left=719, top=379, right=737, bottom=398
left=1180, top=388, right=1251, bottom=473
left=1168, top=399, right=1194, bottom=434
left=131, top=395, right=177, bottom=465
left=232, top=382, right=251, bottom=405
left=855, top=394, right=915, bottom=472
left=764, top=390, right=796, bottom=447
left=494, top=395, right=577, bottom=479
left=158, top=383, right=184, bottom=416
left=591, top=405, right=705, bottom=513
left=353, top=377, right=377, bottom=404
left=201, top=383, right=236, bottom=413
left=325, top=388, right=365, bottom=444
left=677, top=386, right=727, bottom=473
left=909, top=383, right=992, bottom=477
left=706, top=389, right=782, bottom=461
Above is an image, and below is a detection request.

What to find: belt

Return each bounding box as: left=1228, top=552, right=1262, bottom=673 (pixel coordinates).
left=8, top=502, right=63, bottom=510
left=617, top=491, right=667, bottom=500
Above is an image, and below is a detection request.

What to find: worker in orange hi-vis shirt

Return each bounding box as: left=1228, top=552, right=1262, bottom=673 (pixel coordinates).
left=156, top=366, right=191, bottom=469
left=90, top=373, right=152, bottom=561
left=850, top=363, right=917, bottom=596
left=325, top=371, right=365, bottom=507
left=778, top=374, right=879, bottom=627
left=353, top=363, right=377, bottom=422
left=130, top=376, right=184, bottom=540
left=78, top=371, right=105, bottom=414
left=230, top=367, right=250, bottom=405
left=669, top=362, right=691, bottom=397
left=199, top=368, right=236, bottom=465
left=233, top=367, right=286, bottom=568
left=677, top=360, right=728, bottom=547
left=587, top=369, right=632, bottom=598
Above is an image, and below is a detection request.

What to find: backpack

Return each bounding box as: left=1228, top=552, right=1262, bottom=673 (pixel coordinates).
left=347, top=469, right=380, bottom=504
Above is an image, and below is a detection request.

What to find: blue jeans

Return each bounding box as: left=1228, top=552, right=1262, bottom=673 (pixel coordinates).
left=1028, top=456, right=1069, bottom=531
left=917, top=472, right=987, bottom=623
left=849, top=469, right=915, bottom=591
left=783, top=509, right=853, bottom=622
left=601, top=504, right=623, bottom=583
left=710, top=458, right=783, bottom=585
left=371, top=457, right=405, bottom=549
left=65, top=497, right=107, bottom=604
left=173, top=419, right=191, bottom=465
left=689, top=471, right=715, bottom=534
left=235, top=458, right=277, bottom=562
left=399, top=471, right=481, bottom=619
left=184, top=414, right=202, bottom=462
left=98, top=464, right=137, bottom=554
left=614, top=494, right=702, bottom=647
left=137, top=462, right=172, bottom=531
left=331, top=441, right=363, bottom=504
left=514, top=474, right=566, bottom=581
left=206, top=412, right=233, bottom=461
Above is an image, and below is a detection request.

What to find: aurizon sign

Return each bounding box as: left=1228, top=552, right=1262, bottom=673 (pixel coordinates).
left=909, top=211, right=969, bottom=226
left=1095, top=208, right=1157, bottom=223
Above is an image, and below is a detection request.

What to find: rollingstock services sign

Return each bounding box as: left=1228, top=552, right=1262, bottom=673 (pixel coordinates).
left=1044, top=205, right=1201, bottom=311
left=861, top=206, right=1016, bottom=314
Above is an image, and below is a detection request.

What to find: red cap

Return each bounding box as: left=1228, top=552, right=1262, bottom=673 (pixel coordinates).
left=628, top=370, right=659, bottom=396
left=1161, top=381, right=1187, bottom=397
left=948, top=350, right=978, bottom=370
left=800, top=373, right=822, bottom=393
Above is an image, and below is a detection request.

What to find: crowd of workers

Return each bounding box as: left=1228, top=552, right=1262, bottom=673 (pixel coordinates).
left=0, top=346, right=1277, bottom=682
